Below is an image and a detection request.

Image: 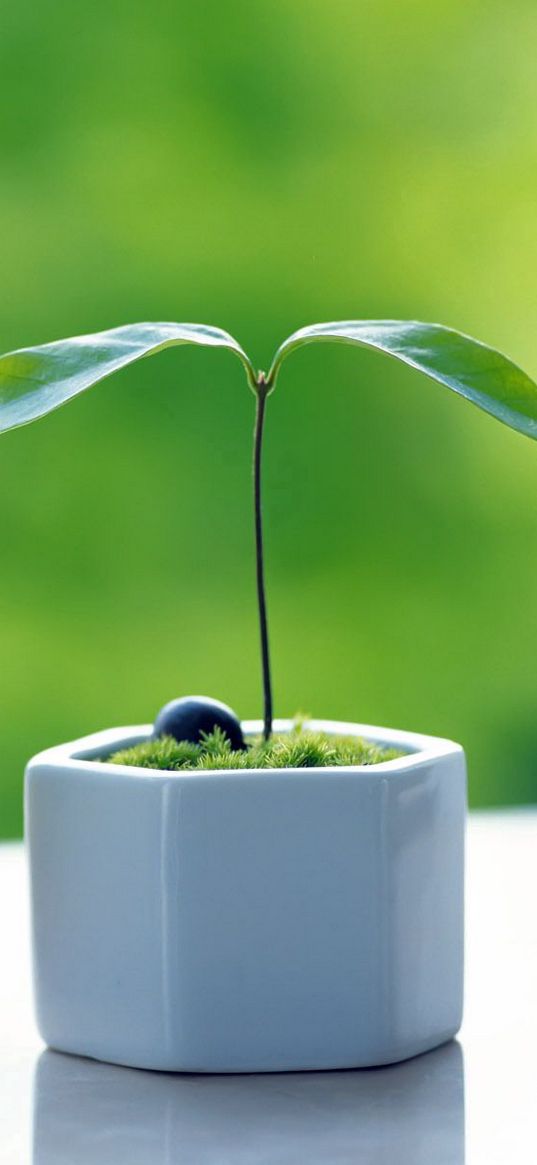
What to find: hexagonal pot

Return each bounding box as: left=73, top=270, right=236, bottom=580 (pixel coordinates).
left=25, top=719, right=466, bottom=1072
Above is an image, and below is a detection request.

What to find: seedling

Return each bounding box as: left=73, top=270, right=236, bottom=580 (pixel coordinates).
left=1, top=319, right=537, bottom=744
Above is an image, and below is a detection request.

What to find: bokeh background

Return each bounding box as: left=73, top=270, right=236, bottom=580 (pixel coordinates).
left=1, top=0, right=536, bottom=835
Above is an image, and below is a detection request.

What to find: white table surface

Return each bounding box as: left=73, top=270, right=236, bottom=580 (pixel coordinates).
left=1, top=811, right=535, bottom=1164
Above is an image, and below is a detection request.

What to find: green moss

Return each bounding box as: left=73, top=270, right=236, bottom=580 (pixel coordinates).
left=106, top=720, right=403, bottom=772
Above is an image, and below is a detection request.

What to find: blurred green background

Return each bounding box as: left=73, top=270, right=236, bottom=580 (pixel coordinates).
left=1, top=0, right=536, bottom=836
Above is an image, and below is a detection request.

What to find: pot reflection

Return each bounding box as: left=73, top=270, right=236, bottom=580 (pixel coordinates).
left=33, top=1041, right=464, bottom=1165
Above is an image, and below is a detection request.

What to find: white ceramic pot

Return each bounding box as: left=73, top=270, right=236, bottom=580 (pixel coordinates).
left=26, top=719, right=466, bottom=1073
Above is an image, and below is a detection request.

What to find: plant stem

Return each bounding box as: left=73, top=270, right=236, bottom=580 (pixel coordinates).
left=253, top=376, right=273, bottom=740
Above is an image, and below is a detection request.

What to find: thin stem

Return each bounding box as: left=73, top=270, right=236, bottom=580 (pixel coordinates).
left=253, top=377, right=273, bottom=740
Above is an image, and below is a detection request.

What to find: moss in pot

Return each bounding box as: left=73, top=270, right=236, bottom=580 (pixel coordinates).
left=2, top=316, right=537, bottom=1071
left=108, top=716, right=404, bottom=771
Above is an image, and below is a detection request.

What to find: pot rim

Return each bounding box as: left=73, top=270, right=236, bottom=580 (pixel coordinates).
left=26, top=718, right=463, bottom=782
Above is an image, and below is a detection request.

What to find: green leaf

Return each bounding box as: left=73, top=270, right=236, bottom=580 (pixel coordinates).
left=0, top=322, right=256, bottom=433
left=267, top=320, right=537, bottom=441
